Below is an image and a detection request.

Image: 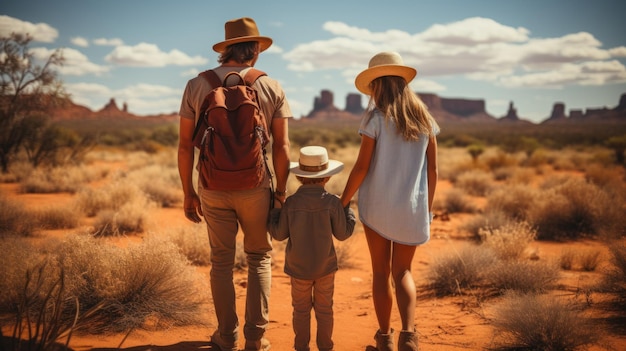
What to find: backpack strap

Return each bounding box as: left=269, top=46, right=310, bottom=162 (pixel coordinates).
left=242, top=68, right=267, bottom=86
left=199, top=70, right=222, bottom=88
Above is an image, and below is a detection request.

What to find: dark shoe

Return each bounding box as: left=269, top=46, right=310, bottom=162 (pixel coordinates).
left=210, top=330, right=238, bottom=351
left=244, top=337, right=271, bottom=351
left=373, top=329, right=394, bottom=351
left=398, top=329, right=418, bottom=351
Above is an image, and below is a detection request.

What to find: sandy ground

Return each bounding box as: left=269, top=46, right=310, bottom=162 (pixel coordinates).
left=2, top=175, right=625, bottom=351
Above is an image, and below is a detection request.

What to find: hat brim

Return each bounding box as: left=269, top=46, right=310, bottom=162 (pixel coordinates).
left=213, top=36, right=273, bottom=53
left=355, top=65, right=417, bottom=95
left=290, top=160, right=344, bottom=178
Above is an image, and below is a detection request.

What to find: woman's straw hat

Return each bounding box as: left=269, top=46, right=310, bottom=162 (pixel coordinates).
left=290, top=146, right=344, bottom=178
left=355, top=51, right=417, bottom=95
left=212, top=17, right=273, bottom=53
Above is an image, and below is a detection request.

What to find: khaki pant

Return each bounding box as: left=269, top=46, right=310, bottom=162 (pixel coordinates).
left=291, top=272, right=335, bottom=351
left=200, top=186, right=272, bottom=343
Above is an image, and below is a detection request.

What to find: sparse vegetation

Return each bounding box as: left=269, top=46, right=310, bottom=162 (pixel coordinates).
left=478, top=221, right=536, bottom=260
left=492, top=292, right=601, bottom=350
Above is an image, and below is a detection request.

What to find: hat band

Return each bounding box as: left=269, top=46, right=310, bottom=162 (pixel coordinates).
left=299, top=162, right=328, bottom=172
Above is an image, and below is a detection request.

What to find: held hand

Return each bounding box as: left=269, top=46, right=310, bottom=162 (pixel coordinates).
left=273, top=193, right=285, bottom=209
left=183, top=194, right=203, bottom=223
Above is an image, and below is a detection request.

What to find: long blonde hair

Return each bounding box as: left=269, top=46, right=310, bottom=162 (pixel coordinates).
left=367, top=75, right=438, bottom=141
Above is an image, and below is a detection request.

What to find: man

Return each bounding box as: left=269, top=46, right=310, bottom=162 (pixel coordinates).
left=177, top=17, right=291, bottom=351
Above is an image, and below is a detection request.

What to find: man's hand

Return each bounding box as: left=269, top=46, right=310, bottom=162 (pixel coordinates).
left=183, top=193, right=203, bottom=223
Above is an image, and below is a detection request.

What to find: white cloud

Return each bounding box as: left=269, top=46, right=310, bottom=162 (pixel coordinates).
left=609, top=46, right=626, bottom=57
left=499, top=61, right=626, bottom=88
left=93, top=37, right=124, bottom=46
left=419, top=17, right=529, bottom=45
left=71, top=37, right=89, bottom=47
left=104, top=42, right=208, bottom=67
left=283, top=18, right=625, bottom=90
left=66, top=82, right=182, bottom=115
left=0, top=15, right=58, bottom=43
left=30, top=47, right=110, bottom=76
left=410, top=79, right=446, bottom=93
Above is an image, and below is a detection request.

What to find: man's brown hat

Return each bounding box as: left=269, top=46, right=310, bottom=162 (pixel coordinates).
left=212, top=17, right=273, bottom=53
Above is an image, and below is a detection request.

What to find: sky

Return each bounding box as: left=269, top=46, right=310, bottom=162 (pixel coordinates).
left=1, top=0, right=625, bottom=123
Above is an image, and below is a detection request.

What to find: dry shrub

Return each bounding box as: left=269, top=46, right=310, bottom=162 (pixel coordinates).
left=424, top=244, right=497, bottom=296
left=158, top=225, right=211, bottom=266
left=486, top=260, right=560, bottom=294
left=492, top=292, right=601, bottom=350
left=33, top=204, right=82, bottom=230
left=454, top=169, right=494, bottom=196
left=75, top=180, right=148, bottom=217
left=584, top=163, right=625, bottom=188
left=437, top=147, right=474, bottom=182
left=123, top=164, right=181, bottom=208
left=335, top=237, right=358, bottom=269
left=599, top=242, right=626, bottom=311
left=92, top=195, right=155, bottom=236
left=481, top=148, right=520, bottom=172
left=55, top=234, right=209, bottom=333
left=560, top=248, right=576, bottom=270
left=485, top=184, right=538, bottom=222
left=20, top=165, right=105, bottom=194
left=442, top=188, right=478, bottom=214
left=579, top=249, right=602, bottom=271
left=530, top=177, right=620, bottom=240
left=461, top=210, right=512, bottom=241
left=479, top=221, right=536, bottom=260
left=0, top=238, right=43, bottom=311
left=0, top=197, right=35, bottom=238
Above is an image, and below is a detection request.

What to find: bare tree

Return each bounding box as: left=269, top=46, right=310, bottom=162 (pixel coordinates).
left=0, top=33, right=66, bottom=173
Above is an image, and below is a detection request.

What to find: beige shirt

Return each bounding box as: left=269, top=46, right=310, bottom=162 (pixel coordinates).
left=178, top=66, right=293, bottom=128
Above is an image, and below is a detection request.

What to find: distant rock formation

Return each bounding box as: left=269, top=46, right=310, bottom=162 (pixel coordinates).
left=418, top=93, right=496, bottom=122
left=345, top=93, right=365, bottom=115
left=500, top=101, right=520, bottom=121
left=543, top=93, right=626, bottom=123
left=306, top=90, right=361, bottom=120
left=49, top=97, right=177, bottom=122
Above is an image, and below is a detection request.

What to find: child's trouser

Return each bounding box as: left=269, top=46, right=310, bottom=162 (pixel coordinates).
left=291, top=272, right=336, bottom=351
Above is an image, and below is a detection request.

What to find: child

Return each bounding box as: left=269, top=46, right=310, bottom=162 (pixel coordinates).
left=269, top=145, right=356, bottom=351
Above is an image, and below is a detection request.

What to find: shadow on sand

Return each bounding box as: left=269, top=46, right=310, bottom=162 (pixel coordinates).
left=89, top=341, right=215, bottom=351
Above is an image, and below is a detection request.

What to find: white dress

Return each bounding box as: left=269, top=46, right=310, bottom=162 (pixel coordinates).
left=357, top=110, right=437, bottom=245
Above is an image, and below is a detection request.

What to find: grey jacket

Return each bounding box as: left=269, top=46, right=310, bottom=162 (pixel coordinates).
left=268, top=184, right=356, bottom=280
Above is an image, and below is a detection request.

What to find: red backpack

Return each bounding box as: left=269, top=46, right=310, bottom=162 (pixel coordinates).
left=192, top=68, right=270, bottom=191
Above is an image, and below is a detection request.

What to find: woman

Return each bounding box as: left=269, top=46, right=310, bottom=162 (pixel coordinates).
left=341, top=52, right=438, bottom=351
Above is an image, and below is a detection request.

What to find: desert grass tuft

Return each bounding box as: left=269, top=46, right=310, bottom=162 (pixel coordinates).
left=599, top=242, right=626, bottom=312
left=335, top=237, right=359, bottom=270
left=492, top=292, right=601, bottom=350
left=122, top=164, right=181, bottom=208
left=530, top=177, right=619, bottom=240
left=20, top=164, right=106, bottom=194
left=92, top=195, right=155, bottom=236
left=579, top=249, right=602, bottom=272
left=442, top=188, right=478, bottom=214
left=454, top=169, right=494, bottom=197
left=0, top=197, right=36, bottom=238
left=54, top=234, right=209, bottom=333
left=424, top=244, right=497, bottom=297
left=479, top=221, right=536, bottom=260
left=485, top=260, right=560, bottom=294
left=560, top=248, right=576, bottom=270
left=33, top=204, right=82, bottom=230
left=0, top=237, right=43, bottom=312
left=461, top=210, right=512, bottom=241
left=485, top=184, right=538, bottom=222
left=158, top=225, right=211, bottom=266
